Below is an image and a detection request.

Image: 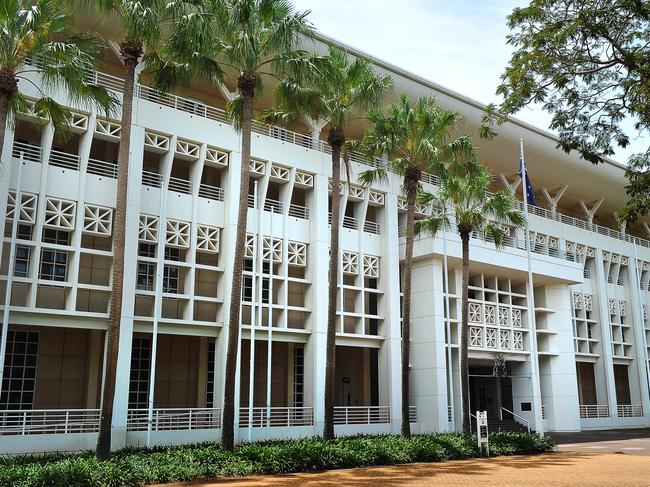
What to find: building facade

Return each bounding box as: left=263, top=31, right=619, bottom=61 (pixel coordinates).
left=0, top=36, right=649, bottom=454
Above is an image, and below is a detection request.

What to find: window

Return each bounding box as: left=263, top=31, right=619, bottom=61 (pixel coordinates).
left=243, top=259, right=253, bottom=301
left=0, top=330, right=39, bottom=410
left=292, top=346, right=304, bottom=407
left=39, top=248, right=67, bottom=281
left=138, top=243, right=156, bottom=258
left=17, top=224, right=32, bottom=240
left=42, top=228, right=70, bottom=245
left=14, top=246, right=30, bottom=277
left=136, top=262, right=155, bottom=291
left=163, top=264, right=179, bottom=293
left=164, top=246, right=180, bottom=261
left=206, top=341, right=215, bottom=408
left=128, top=336, right=151, bottom=409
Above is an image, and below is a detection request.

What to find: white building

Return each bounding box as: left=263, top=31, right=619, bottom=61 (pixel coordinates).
left=0, top=33, right=649, bottom=455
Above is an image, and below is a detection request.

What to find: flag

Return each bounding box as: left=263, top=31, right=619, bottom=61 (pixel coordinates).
left=519, top=156, right=537, bottom=207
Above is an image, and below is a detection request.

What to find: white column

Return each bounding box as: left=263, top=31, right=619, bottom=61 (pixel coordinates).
left=218, top=149, right=243, bottom=440
left=628, top=253, right=650, bottom=426
left=382, top=193, right=403, bottom=433
left=410, top=257, right=449, bottom=433
left=306, top=173, right=329, bottom=434
left=110, top=124, right=146, bottom=450
left=537, top=284, right=581, bottom=431
left=594, top=248, right=619, bottom=426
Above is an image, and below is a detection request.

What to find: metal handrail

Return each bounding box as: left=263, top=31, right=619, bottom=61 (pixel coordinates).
left=500, top=406, right=530, bottom=433
left=198, top=183, right=224, bottom=201
left=333, top=406, right=390, bottom=425
left=142, top=170, right=162, bottom=188
left=288, top=203, right=310, bottom=219
left=127, top=407, right=221, bottom=431
left=0, top=408, right=101, bottom=435
left=579, top=404, right=610, bottom=418
left=238, top=406, right=314, bottom=427
left=49, top=148, right=80, bottom=170
left=87, top=158, right=117, bottom=178
left=168, top=176, right=192, bottom=195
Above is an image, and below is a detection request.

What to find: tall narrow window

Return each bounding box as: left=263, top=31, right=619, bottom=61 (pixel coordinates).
left=14, top=246, right=31, bottom=277
left=292, top=345, right=304, bottom=407
left=206, top=341, right=215, bottom=408
left=128, top=337, right=151, bottom=409
left=136, top=262, right=155, bottom=291
left=0, top=330, right=39, bottom=409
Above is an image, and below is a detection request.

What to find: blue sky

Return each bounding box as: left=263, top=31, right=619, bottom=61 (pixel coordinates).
left=294, top=0, right=644, bottom=163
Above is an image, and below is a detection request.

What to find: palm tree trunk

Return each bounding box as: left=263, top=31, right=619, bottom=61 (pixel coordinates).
left=222, top=76, right=255, bottom=451
left=460, top=231, right=471, bottom=436
left=324, top=129, right=343, bottom=441
left=0, top=69, right=17, bottom=158
left=0, top=93, right=10, bottom=161
left=400, top=179, right=417, bottom=438
left=96, top=54, right=138, bottom=461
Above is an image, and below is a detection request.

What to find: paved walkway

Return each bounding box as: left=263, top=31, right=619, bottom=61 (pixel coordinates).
left=553, top=428, right=650, bottom=456
left=161, top=452, right=650, bottom=486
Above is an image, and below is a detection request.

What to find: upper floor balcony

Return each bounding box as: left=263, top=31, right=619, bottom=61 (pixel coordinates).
left=15, top=63, right=650, bottom=253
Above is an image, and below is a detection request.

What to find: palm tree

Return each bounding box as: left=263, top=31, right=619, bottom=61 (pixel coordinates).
left=263, top=46, right=392, bottom=440
left=92, top=0, right=199, bottom=460
left=358, top=95, right=478, bottom=438
left=416, top=164, right=525, bottom=436
left=0, top=0, right=115, bottom=158
left=147, top=0, right=313, bottom=451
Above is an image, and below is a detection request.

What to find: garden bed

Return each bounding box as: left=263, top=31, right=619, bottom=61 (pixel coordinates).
left=0, top=432, right=555, bottom=487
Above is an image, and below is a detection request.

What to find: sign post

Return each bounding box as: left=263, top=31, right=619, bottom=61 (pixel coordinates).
left=476, top=410, right=490, bottom=456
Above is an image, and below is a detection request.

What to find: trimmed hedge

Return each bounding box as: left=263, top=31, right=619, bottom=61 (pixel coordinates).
left=0, top=432, right=555, bottom=487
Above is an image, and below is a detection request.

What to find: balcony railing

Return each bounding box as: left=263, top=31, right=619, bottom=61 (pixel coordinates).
left=85, top=69, right=125, bottom=93
left=363, top=221, right=381, bottom=234
left=288, top=203, right=310, bottom=219
left=168, top=176, right=192, bottom=195
left=579, top=404, right=610, bottom=418
left=142, top=170, right=162, bottom=188
left=252, top=121, right=313, bottom=148
left=49, top=148, right=80, bottom=171
left=31, top=66, right=650, bottom=251
left=198, top=183, right=224, bottom=201
left=137, top=84, right=228, bottom=124
left=264, top=198, right=283, bottom=214
left=340, top=215, right=358, bottom=230
left=0, top=408, right=100, bottom=435
left=617, top=405, right=643, bottom=418
left=87, top=158, right=118, bottom=178
left=333, top=406, right=390, bottom=425
left=127, top=408, right=221, bottom=431
left=238, top=407, right=314, bottom=427
left=12, top=140, right=42, bottom=163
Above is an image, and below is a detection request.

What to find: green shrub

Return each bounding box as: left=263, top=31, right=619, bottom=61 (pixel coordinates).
left=0, top=432, right=554, bottom=487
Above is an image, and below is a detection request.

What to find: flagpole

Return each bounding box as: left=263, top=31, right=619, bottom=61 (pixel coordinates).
left=520, top=138, right=544, bottom=435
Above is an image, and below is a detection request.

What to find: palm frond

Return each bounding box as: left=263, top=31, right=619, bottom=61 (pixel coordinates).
left=358, top=167, right=388, bottom=187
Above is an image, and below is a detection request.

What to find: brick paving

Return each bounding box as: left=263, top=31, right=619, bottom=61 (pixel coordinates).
left=160, top=452, right=650, bottom=486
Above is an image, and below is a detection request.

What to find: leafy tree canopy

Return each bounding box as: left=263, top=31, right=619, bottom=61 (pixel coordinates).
left=480, top=0, right=650, bottom=223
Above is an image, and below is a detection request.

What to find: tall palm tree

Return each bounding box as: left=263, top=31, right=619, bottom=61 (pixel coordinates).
left=0, top=0, right=115, bottom=157
left=416, top=164, right=525, bottom=436
left=358, top=95, right=478, bottom=438
left=147, top=0, right=313, bottom=451
left=263, top=46, right=392, bottom=440
left=92, top=0, right=198, bottom=460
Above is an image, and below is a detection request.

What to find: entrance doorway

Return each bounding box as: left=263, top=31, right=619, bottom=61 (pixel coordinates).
left=469, top=365, right=513, bottom=420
